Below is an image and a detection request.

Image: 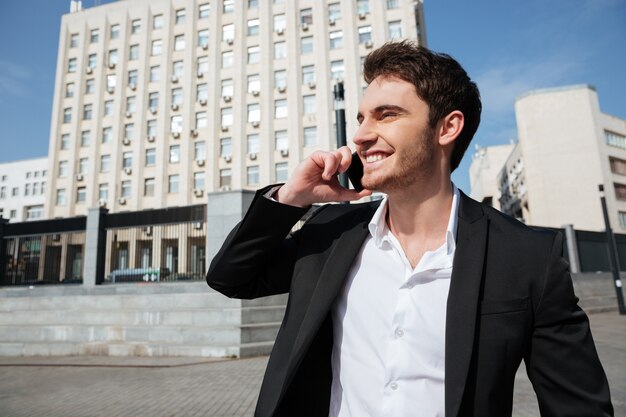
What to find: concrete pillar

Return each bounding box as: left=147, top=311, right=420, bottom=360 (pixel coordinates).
left=563, top=224, right=581, bottom=274
left=0, top=218, right=8, bottom=285
left=206, top=190, right=256, bottom=264
left=84, top=207, right=107, bottom=287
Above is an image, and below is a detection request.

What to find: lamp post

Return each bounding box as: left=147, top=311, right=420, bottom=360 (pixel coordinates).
left=598, top=184, right=626, bottom=315
left=333, top=82, right=348, bottom=189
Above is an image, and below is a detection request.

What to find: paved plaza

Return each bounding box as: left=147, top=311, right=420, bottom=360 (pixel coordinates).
left=0, top=312, right=624, bottom=417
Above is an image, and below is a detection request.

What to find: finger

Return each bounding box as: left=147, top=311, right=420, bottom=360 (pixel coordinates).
left=319, top=152, right=340, bottom=181
left=336, top=146, right=354, bottom=173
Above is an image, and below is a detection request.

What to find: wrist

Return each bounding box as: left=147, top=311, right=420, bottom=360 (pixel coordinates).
left=276, top=185, right=309, bottom=208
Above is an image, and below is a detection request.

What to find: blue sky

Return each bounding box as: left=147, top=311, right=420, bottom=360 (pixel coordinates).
left=0, top=0, right=624, bottom=193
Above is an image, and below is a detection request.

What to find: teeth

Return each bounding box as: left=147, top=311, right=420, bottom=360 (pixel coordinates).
left=365, top=154, right=386, bottom=163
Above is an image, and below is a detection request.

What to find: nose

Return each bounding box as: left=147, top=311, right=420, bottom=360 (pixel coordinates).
left=353, top=120, right=377, bottom=148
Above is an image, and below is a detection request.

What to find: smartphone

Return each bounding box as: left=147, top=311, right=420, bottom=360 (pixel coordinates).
left=346, top=152, right=364, bottom=192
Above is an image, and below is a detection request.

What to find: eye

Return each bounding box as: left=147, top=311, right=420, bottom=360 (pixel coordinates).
left=380, top=112, right=397, bottom=119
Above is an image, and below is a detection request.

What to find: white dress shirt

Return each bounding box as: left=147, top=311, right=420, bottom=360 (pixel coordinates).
left=329, top=185, right=460, bottom=417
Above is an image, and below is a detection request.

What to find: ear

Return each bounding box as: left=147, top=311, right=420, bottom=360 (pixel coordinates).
left=437, top=110, right=464, bottom=147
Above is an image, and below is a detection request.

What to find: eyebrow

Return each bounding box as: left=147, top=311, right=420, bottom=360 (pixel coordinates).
left=356, top=104, right=409, bottom=121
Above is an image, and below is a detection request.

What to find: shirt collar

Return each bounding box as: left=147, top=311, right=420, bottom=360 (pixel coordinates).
left=368, top=183, right=460, bottom=255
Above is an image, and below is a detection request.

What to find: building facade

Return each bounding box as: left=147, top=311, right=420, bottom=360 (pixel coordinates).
left=46, top=0, right=427, bottom=218
left=488, top=85, right=626, bottom=231
left=469, top=143, right=514, bottom=211
left=0, top=158, right=48, bottom=222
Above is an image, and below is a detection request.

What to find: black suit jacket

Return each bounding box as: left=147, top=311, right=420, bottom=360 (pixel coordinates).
left=207, top=187, right=613, bottom=417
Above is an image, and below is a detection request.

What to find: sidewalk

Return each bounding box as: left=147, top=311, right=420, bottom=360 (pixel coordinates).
left=0, top=312, right=623, bottom=417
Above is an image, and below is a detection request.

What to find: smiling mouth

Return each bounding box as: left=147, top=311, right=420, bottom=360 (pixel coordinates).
left=364, top=153, right=389, bottom=163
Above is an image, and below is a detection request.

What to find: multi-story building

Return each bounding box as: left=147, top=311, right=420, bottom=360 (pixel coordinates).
left=0, top=158, right=48, bottom=222
left=469, top=143, right=514, bottom=211
left=46, top=0, right=427, bottom=218
left=478, top=84, right=626, bottom=231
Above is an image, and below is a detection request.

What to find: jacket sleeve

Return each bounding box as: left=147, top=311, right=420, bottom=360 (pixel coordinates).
left=525, top=232, right=614, bottom=416
left=206, top=186, right=313, bottom=300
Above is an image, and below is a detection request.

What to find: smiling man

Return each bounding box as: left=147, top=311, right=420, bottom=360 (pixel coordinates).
left=207, top=41, right=613, bottom=417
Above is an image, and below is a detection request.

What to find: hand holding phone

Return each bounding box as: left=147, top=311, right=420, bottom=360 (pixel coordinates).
left=346, top=152, right=364, bottom=192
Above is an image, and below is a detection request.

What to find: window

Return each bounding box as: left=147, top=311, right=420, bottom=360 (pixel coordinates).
left=358, top=26, right=372, bottom=43
left=104, top=100, right=113, bottom=116
left=197, top=56, right=209, bottom=75
left=329, top=30, right=343, bottom=49
left=57, top=189, right=67, bottom=206
left=90, top=29, right=99, bottom=43
left=131, top=19, right=141, bottom=34
left=248, top=19, right=260, bottom=36
left=388, top=20, right=403, bottom=39
left=221, top=78, right=235, bottom=97
left=110, top=24, right=120, bottom=39
left=304, top=126, right=317, bottom=146
left=301, top=36, right=313, bottom=54
left=88, top=54, right=97, bottom=69
left=172, top=61, right=184, bottom=78
left=145, top=148, right=156, bottom=166
left=357, top=0, right=370, bottom=14
left=108, top=49, right=118, bottom=67
left=68, top=58, right=77, bottom=73
left=247, top=134, right=260, bottom=154
left=274, top=14, right=286, bottom=32
left=190, top=84, right=207, bottom=104
left=150, top=65, right=160, bottom=82
left=274, top=41, right=287, bottom=59
left=606, top=131, right=626, bottom=149
left=328, top=3, right=341, bottom=20
left=126, top=96, right=136, bottom=114
left=303, top=95, right=316, bottom=114
left=171, top=87, right=183, bottom=105
left=124, top=123, right=134, bottom=140
left=610, top=156, right=626, bottom=175
left=222, top=23, right=235, bottom=41
left=80, top=130, right=90, bottom=147
left=147, top=119, right=157, bottom=137
left=302, top=65, right=315, bottom=84
left=12, top=187, right=18, bottom=197
left=221, top=107, right=233, bottom=127
left=152, top=39, right=162, bottom=55
left=248, top=45, right=260, bottom=64
left=100, top=155, right=111, bottom=172
left=175, top=9, right=186, bottom=25
left=274, top=70, right=287, bottom=88
left=121, top=180, right=131, bottom=197
left=199, top=3, right=210, bottom=19
left=275, top=162, right=288, bottom=182
left=171, top=115, right=183, bottom=133
left=70, top=33, right=79, bottom=48
left=153, top=15, right=164, bottom=30
left=275, top=99, right=288, bottom=118
left=99, top=183, right=109, bottom=200
left=248, top=74, right=260, bottom=93
left=300, top=8, right=313, bottom=25
left=331, top=60, right=344, bottom=80
left=222, top=51, right=234, bottom=68
left=76, top=187, right=86, bottom=203
left=85, top=79, right=95, bottom=94
left=66, top=83, right=75, bottom=98
left=83, top=104, right=93, bottom=120
left=128, top=69, right=138, bottom=86
left=275, top=130, right=288, bottom=150
left=24, top=183, right=31, bottom=196
left=122, top=152, right=133, bottom=169
left=174, top=35, right=185, bottom=51
left=0, top=186, right=5, bottom=199
left=247, top=166, right=259, bottom=185
left=198, top=29, right=209, bottom=47
left=169, top=145, right=180, bottom=163
left=63, top=108, right=72, bottom=123
left=387, top=0, right=399, bottom=8
left=193, top=172, right=205, bottom=190
left=102, top=127, right=112, bottom=144
left=219, top=169, right=232, bottom=187
left=196, top=112, right=207, bottom=129
left=142, top=178, right=154, bottom=197
left=248, top=104, right=260, bottom=123
left=620, top=212, right=626, bottom=229
left=223, top=0, right=234, bottom=13
left=195, top=141, right=206, bottom=160
left=615, top=183, right=626, bottom=201
left=107, top=74, right=116, bottom=90
left=148, top=92, right=158, bottom=110
left=25, top=205, right=44, bottom=220
left=220, top=138, right=232, bottom=157
left=61, top=134, right=70, bottom=150
left=129, top=44, right=139, bottom=60
left=58, top=161, right=69, bottom=178
left=168, top=175, right=180, bottom=193
left=248, top=0, right=258, bottom=8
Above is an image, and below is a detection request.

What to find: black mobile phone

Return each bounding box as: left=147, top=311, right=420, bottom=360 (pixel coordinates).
left=346, top=152, right=364, bottom=192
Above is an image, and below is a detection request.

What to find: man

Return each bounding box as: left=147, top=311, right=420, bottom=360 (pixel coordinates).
left=207, top=41, right=613, bottom=417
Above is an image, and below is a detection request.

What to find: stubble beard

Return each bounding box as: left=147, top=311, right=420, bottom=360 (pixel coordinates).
left=361, top=126, right=437, bottom=193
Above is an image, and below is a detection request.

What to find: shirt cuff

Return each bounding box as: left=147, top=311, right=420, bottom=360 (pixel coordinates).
left=263, top=185, right=283, bottom=202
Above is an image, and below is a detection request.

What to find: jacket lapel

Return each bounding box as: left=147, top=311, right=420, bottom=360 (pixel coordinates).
left=445, top=193, right=488, bottom=417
